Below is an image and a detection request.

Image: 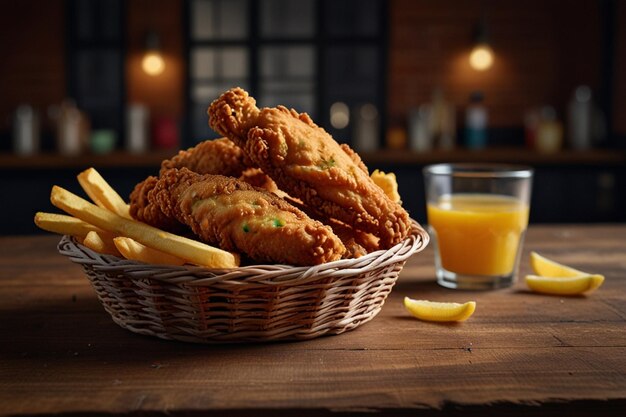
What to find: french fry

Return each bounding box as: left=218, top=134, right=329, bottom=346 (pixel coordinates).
left=77, top=167, right=131, bottom=218
left=34, top=212, right=106, bottom=239
left=83, top=230, right=122, bottom=257
left=50, top=185, right=240, bottom=268
left=114, top=236, right=186, bottom=266
left=371, top=169, right=401, bottom=203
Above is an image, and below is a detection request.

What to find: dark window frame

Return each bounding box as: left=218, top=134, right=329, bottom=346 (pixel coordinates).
left=66, top=0, right=127, bottom=144
left=183, top=0, right=388, bottom=148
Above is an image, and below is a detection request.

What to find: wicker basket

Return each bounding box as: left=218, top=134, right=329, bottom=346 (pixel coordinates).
left=58, top=220, right=429, bottom=343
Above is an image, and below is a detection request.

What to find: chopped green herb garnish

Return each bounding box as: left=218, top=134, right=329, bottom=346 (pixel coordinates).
left=242, top=223, right=250, bottom=233
left=272, top=218, right=284, bottom=227
left=319, top=156, right=336, bottom=170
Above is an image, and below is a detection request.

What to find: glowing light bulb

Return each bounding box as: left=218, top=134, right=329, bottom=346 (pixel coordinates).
left=142, top=52, right=165, bottom=76
left=469, top=44, right=494, bottom=71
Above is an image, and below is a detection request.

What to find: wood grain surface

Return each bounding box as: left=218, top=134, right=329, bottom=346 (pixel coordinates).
left=1, top=225, right=625, bottom=416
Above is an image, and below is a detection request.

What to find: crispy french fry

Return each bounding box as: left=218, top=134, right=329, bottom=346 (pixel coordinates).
left=77, top=167, right=131, bottom=218
left=50, top=185, right=240, bottom=268
left=83, top=231, right=122, bottom=257
left=114, top=236, right=186, bottom=266
left=34, top=212, right=106, bottom=239
left=371, top=169, right=401, bottom=203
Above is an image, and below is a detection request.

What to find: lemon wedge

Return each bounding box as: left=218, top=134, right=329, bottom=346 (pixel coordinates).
left=530, top=251, right=586, bottom=277
left=403, top=297, right=476, bottom=322
left=527, top=252, right=605, bottom=295
left=525, top=274, right=605, bottom=295
left=371, top=169, right=401, bottom=203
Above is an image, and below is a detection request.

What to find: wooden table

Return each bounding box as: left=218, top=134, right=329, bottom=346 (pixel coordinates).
left=1, top=226, right=625, bottom=416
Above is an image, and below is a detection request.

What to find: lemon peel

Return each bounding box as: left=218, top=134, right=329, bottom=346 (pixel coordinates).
left=403, top=297, right=476, bottom=322
left=525, top=274, right=604, bottom=295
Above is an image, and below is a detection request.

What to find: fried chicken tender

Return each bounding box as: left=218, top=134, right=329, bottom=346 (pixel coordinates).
left=208, top=87, right=411, bottom=248
left=150, top=168, right=346, bottom=266
left=283, top=196, right=379, bottom=258
left=160, top=137, right=248, bottom=177
left=239, top=167, right=280, bottom=194
left=129, top=176, right=185, bottom=233
left=322, top=218, right=379, bottom=258
left=159, top=137, right=279, bottom=193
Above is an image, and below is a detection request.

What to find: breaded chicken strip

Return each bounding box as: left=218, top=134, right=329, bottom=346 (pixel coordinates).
left=129, top=176, right=185, bottom=232
left=160, top=137, right=248, bottom=177
left=239, top=167, right=280, bottom=194
left=208, top=87, right=411, bottom=248
left=150, top=168, right=345, bottom=266
left=283, top=196, right=380, bottom=258
left=159, top=137, right=278, bottom=193
left=322, top=218, right=380, bottom=259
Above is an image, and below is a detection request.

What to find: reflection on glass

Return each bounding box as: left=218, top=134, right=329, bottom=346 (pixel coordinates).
left=192, top=0, right=248, bottom=40
left=191, top=49, right=216, bottom=79
left=191, top=0, right=214, bottom=39
left=260, top=0, right=315, bottom=38
left=259, top=83, right=314, bottom=116
left=192, top=81, right=249, bottom=105
left=259, top=45, right=315, bottom=116
left=192, top=47, right=247, bottom=79
left=261, top=46, right=314, bottom=78
left=220, top=48, right=248, bottom=78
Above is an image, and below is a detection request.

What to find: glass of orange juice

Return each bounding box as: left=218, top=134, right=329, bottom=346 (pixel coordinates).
left=424, top=164, right=533, bottom=290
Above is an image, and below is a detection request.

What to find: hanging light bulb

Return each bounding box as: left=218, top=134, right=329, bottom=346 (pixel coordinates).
left=469, top=43, right=494, bottom=71
left=142, top=31, right=165, bottom=76
left=469, top=19, right=494, bottom=71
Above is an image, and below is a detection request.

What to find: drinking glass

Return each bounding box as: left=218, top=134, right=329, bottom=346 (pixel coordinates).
left=423, top=164, right=533, bottom=290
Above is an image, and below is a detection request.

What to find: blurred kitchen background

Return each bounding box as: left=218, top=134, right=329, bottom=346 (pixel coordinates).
left=1, top=0, right=625, bottom=234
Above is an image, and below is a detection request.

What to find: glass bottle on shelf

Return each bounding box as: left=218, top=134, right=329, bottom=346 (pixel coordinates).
left=464, top=92, right=487, bottom=150
left=535, top=106, right=563, bottom=153
left=567, top=85, right=592, bottom=150
left=13, top=105, right=40, bottom=156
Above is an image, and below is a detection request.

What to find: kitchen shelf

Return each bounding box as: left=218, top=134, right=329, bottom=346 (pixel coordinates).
left=361, top=147, right=626, bottom=167
left=1, top=147, right=624, bottom=171
left=0, top=150, right=175, bottom=170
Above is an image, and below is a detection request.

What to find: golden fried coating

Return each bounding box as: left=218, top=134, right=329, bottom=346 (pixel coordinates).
left=208, top=87, right=411, bottom=248
left=159, top=137, right=249, bottom=177
left=150, top=168, right=346, bottom=266
left=322, top=218, right=379, bottom=259
left=239, top=167, right=280, bottom=194
left=339, top=143, right=369, bottom=175
left=283, top=196, right=379, bottom=259
left=159, top=137, right=279, bottom=193
left=129, top=176, right=185, bottom=232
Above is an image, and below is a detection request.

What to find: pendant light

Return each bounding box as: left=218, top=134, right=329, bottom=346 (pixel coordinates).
left=142, top=31, right=165, bottom=76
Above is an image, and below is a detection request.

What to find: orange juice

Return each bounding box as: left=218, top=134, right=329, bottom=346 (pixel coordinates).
left=427, top=194, right=529, bottom=276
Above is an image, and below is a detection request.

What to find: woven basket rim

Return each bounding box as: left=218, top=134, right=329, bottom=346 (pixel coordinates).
left=58, top=219, right=429, bottom=286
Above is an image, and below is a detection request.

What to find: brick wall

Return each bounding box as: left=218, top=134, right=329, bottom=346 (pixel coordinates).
left=0, top=1, right=65, bottom=134
left=388, top=0, right=606, bottom=130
